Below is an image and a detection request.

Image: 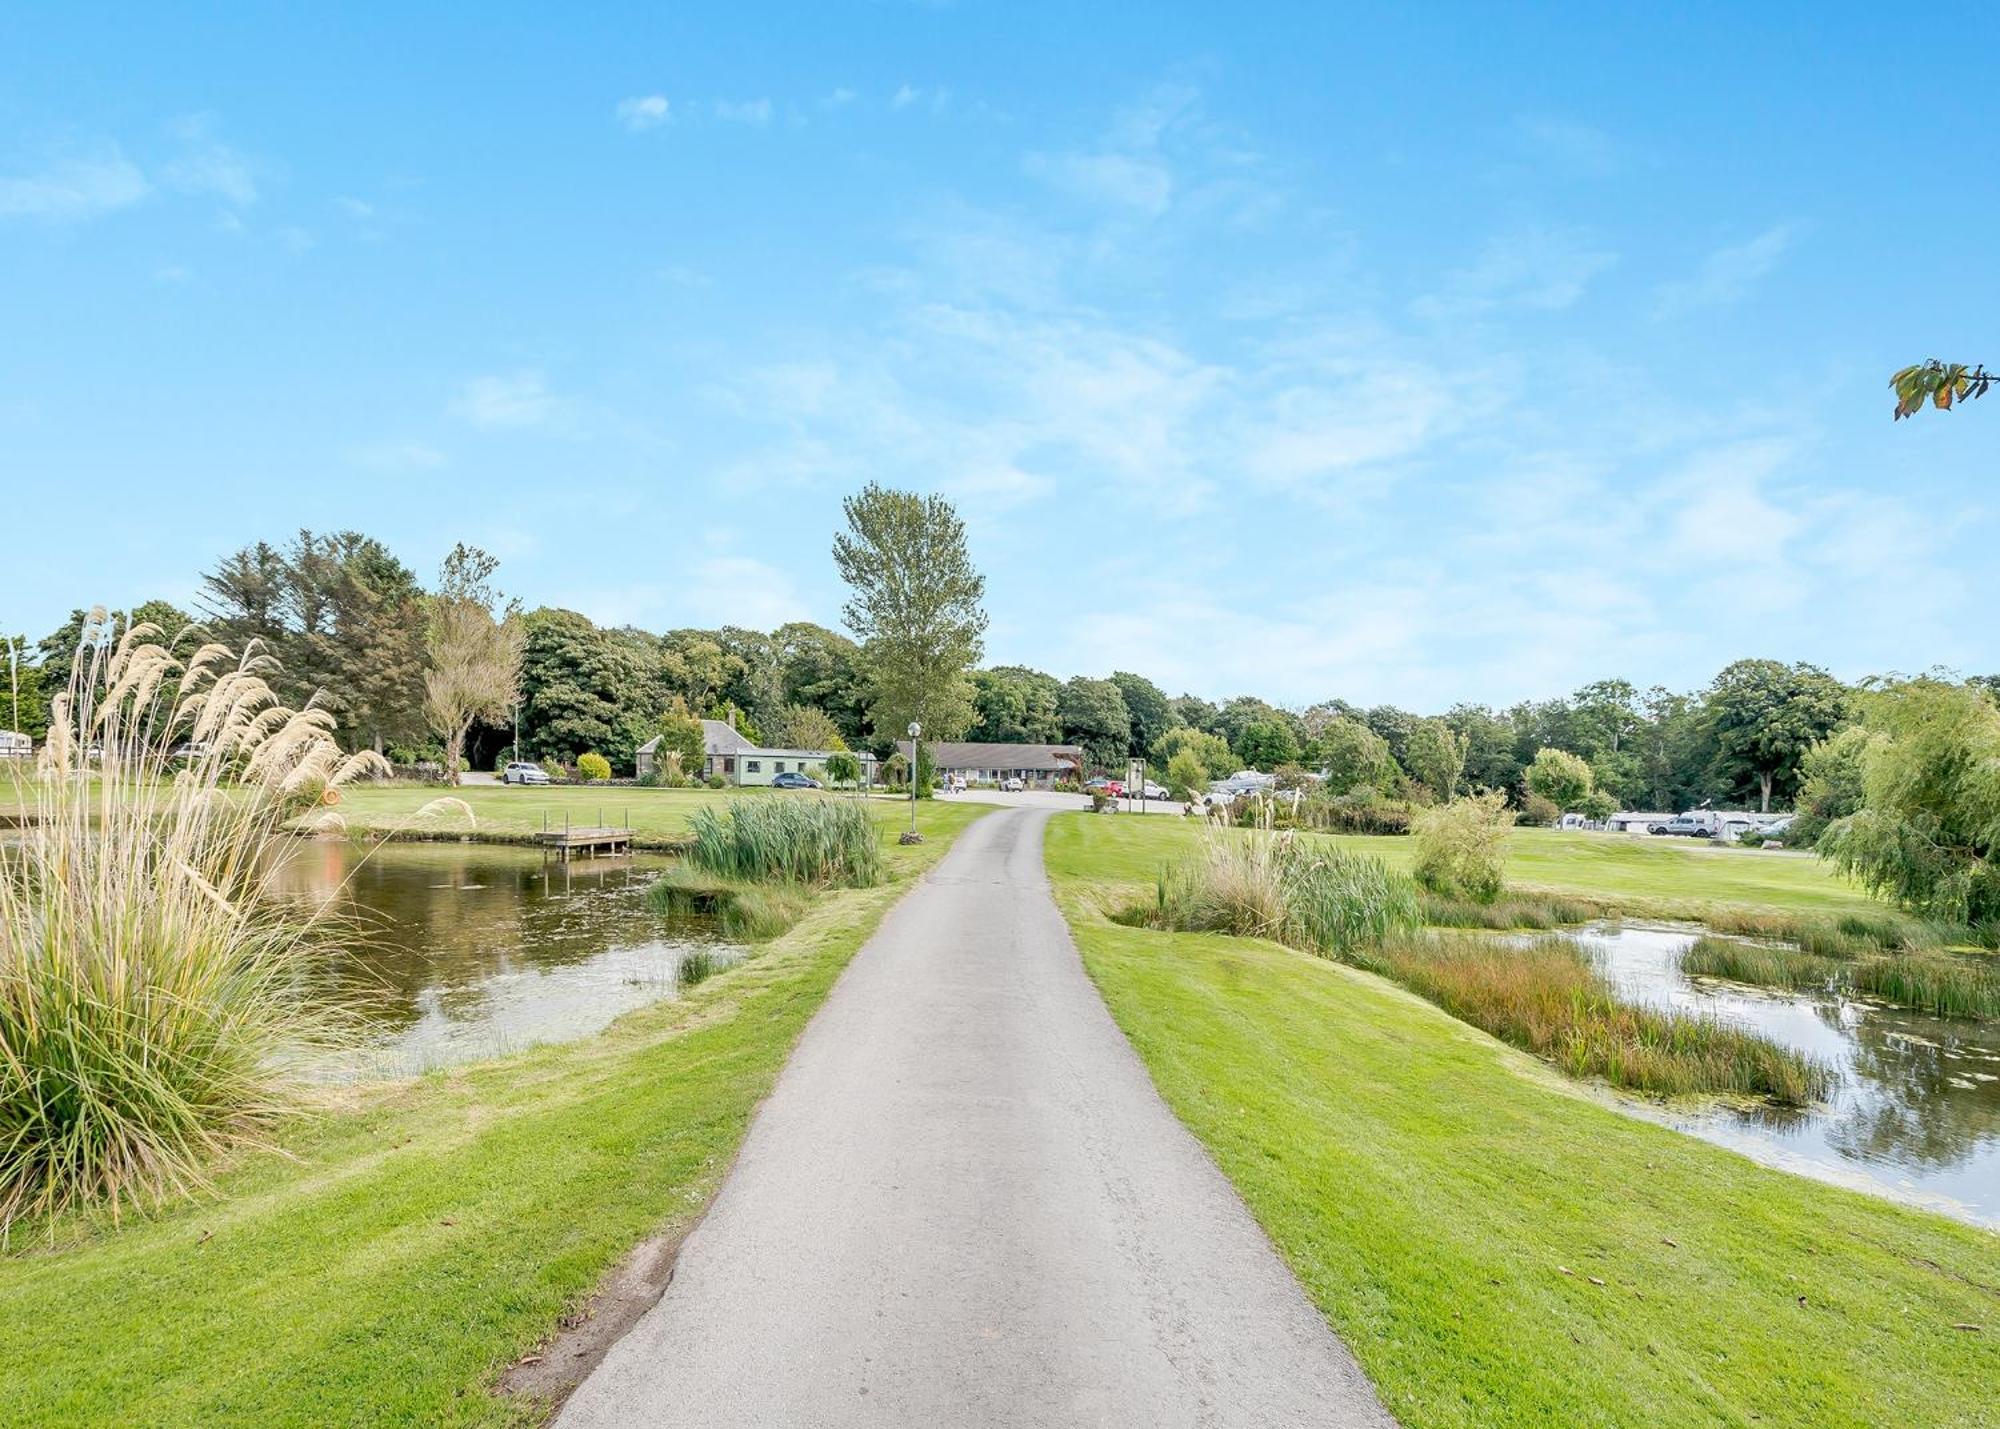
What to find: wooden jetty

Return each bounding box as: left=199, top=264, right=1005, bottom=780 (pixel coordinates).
left=538, top=810, right=634, bottom=860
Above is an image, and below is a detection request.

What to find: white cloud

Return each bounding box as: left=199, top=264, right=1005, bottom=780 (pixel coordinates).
left=824, top=87, right=857, bottom=108
left=616, top=94, right=671, bottom=131
left=335, top=196, right=375, bottom=218
left=351, top=441, right=449, bottom=472
left=1654, top=225, right=1795, bottom=318
left=713, top=98, right=773, bottom=127
left=450, top=371, right=559, bottom=429
left=161, top=117, right=259, bottom=206
left=1509, top=116, right=1620, bottom=178
left=1414, top=226, right=1617, bottom=320
left=892, top=84, right=920, bottom=110
left=0, top=145, right=149, bottom=220
left=1024, top=151, right=1172, bottom=216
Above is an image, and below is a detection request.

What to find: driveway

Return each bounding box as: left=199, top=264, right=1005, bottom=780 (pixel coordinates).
left=941, top=786, right=1193, bottom=816
left=556, top=806, right=1390, bottom=1428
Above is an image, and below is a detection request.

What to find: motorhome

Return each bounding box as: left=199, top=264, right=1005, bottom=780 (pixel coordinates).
left=0, top=731, right=31, bottom=760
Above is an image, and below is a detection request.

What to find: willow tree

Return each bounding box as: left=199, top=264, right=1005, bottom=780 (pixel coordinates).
left=423, top=545, right=523, bottom=783
left=832, top=484, right=987, bottom=745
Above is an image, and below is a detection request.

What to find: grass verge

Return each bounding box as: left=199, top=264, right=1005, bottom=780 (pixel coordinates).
left=1046, top=813, right=2000, bottom=1427
left=0, top=800, right=989, bottom=1427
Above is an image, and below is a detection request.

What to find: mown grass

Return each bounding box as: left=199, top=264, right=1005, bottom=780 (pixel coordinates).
left=685, top=795, right=880, bottom=885
left=1045, top=813, right=2000, bottom=1428
left=0, top=800, right=990, bottom=1427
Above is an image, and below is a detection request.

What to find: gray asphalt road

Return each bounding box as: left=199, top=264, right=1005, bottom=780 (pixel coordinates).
left=557, top=807, right=1392, bottom=1428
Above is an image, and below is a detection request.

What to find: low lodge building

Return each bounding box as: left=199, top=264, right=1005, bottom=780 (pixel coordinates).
left=926, top=742, right=1084, bottom=788
left=635, top=719, right=875, bottom=787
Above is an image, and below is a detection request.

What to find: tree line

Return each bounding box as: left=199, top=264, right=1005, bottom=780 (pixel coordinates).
left=1, top=510, right=1984, bottom=821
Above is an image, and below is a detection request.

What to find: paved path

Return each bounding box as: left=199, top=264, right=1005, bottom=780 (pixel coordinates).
left=558, top=807, right=1392, bottom=1428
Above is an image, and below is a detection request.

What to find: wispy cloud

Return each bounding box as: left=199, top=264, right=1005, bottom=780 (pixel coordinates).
left=351, top=440, right=449, bottom=472
left=1413, top=226, right=1617, bottom=320
left=161, top=116, right=259, bottom=206
left=713, top=98, right=773, bottom=127
left=1654, top=225, right=1795, bottom=318
left=0, top=144, right=149, bottom=220
left=1508, top=116, right=1620, bottom=178
left=450, top=371, right=560, bottom=429
left=616, top=94, right=671, bottom=131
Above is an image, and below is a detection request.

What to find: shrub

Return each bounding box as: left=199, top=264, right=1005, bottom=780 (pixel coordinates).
left=577, top=751, right=612, bottom=782
left=824, top=750, right=861, bottom=787
left=685, top=796, right=880, bottom=885
left=1412, top=790, right=1513, bottom=903
left=1, top=618, right=386, bottom=1232
left=1295, top=791, right=1414, bottom=836
left=1516, top=792, right=1560, bottom=826
left=1525, top=747, right=1594, bottom=811
left=1165, top=750, right=1205, bottom=802
left=705, top=774, right=726, bottom=790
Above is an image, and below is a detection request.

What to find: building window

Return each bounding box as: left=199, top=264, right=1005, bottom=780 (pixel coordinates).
left=723, top=757, right=735, bottom=774
left=774, top=761, right=786, bottom=773
left=747, top=760, right=761, bottom=773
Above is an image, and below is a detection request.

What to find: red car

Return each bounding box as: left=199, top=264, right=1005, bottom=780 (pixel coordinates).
left=1086, top=777, right=1126, bottom=798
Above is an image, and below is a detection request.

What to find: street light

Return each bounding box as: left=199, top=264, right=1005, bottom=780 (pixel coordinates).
left=907, top=720, right=921, bottom=836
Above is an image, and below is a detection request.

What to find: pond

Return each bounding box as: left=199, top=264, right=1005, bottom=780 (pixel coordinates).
left=1580, top=923, right=2000, bottom=1227
left=267, top=840, right=738, bottom=1078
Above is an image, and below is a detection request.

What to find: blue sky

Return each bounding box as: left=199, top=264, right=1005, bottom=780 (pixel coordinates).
left=2, top=4, right=1995, bottom=709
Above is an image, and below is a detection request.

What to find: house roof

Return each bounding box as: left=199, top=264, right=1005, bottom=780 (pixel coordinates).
left=702, top=719, right=757, bottom=755
left=926, top=741, right=1084, bottom=772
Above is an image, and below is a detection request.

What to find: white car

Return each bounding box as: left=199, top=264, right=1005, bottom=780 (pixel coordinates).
left=1000, top=777, right=1024, bottom=792
left=1132, top=780, right=1171, bottom=800
left=503, top=760, right=551, bottom=785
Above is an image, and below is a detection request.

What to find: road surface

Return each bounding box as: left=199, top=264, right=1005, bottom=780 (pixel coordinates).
left=557, top=806, right=1392, bottom=1428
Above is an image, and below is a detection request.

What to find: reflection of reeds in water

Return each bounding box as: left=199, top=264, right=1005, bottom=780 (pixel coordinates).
left=0, top=613, right=386, bottom=1235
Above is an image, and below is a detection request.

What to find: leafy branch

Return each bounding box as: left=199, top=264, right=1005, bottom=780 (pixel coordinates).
left=1891, top=360, right=1993, bottom=419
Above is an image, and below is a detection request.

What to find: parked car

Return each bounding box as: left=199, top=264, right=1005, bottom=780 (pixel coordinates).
left=945, top=775, right=967, bottom=793
left=1132, top=780, right=1171, bottom=800
left=770, top=770, right=822, bottom=789
left=1000, top=776, right=1024, bottom=792
left=503, top=761, right=551, bottom=786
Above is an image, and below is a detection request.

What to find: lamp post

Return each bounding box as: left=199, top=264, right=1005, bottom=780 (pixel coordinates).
left=5, top=636, right=18, bottom=734
left=907, top=720, right=921, bottom=836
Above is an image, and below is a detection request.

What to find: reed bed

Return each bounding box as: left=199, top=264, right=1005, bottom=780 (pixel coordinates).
left=1418, top=892, right=1599, bottom=931
left=1680, top=933, right=1999, bottom=1020
left=648, top=866, right=815, bottom=941
left=1680, top=936, right=1843, bottom=991
left=0, top=615, right=386, bottom=1235
left=1148, top=825, right=1419, bottom=957
left=1376, top=935, right=1828, bottom=1105
left=685, top=797, right=881, bottom=886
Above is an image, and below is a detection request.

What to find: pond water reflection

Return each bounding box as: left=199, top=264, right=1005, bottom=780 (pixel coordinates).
left=268, top=841, right=734, bottom=1077
left=1579, top=923, right=2000, bottom=1226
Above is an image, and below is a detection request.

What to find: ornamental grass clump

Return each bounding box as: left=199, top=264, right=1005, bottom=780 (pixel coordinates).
left=685, top=796, right=880, bottom=886
left=1150, top=818, right=1419, bottom=958
left=0, top=614, right=386, bottom=1236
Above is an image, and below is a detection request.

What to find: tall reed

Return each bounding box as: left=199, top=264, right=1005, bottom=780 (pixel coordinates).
left=0, top=614, right=385, bottom=1234
left=1381, top=934, right=1827, bottom=1104
left=1150, top=820, right=1419, bottom=957
left=685, top=796, right=880, bottom=886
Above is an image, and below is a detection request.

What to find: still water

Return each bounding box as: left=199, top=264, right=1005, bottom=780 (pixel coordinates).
left=268, top=841, right=736, bottom=1077
left=1579, top=924, right=2000, bottom=1227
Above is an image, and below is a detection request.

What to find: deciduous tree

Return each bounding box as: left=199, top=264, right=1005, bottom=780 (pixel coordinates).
left=832, top=484, right=987, bottom=743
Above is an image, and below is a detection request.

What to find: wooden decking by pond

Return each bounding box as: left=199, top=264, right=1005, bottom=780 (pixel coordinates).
left=538, top=823, right=634, bottom=860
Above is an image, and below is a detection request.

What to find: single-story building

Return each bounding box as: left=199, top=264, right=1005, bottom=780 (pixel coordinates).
left=635, top=719, right=875, bottom=787
left=0, top=731, right=31, bottom=760
left=925, top=741, right=1084, bottom=788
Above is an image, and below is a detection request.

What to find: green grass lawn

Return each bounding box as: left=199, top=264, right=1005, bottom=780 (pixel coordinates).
left=317, top=781, right=935, bottom=850
left=1073, top=812, right=1884, bottom=919
left=1046, top=813, right=1999, bottom=1427
left=0, top=800, right=989, bottom=1427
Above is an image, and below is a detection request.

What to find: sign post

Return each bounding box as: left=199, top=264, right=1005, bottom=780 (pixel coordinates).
left=1128, top=757, right=1145, bottom=813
